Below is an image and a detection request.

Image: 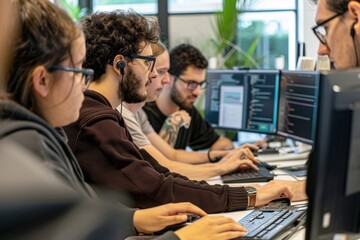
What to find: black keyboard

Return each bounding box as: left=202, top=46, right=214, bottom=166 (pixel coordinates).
left=221, top=167, right=274, bottom=184
left=237, top=206, right=306, bottom=239
left=257, top=148, right=280, bottom=155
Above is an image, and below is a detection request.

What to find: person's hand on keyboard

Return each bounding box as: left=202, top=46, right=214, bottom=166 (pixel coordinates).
left=269, top=180, right=308, bottom=201
left=216, top=147, right=260, bottom=173
left=237, top=143, right=260, bottom=157
left=133, top=202, right=206, bottom=234
left=175, top=216, right=247, bottom=240
left=254, top=180, right=294, bottom=207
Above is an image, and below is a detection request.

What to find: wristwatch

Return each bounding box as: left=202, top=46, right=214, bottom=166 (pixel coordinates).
left=245, top=186, right=257, bottom=208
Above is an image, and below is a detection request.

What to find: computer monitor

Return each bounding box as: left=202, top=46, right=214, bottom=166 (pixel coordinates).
left=306, top=69, right=360, bottom=239
left=242, top=70, right=280, bottom=134
left=277, top=70, right=320, bottom=145
left=205, top=69, right=279, bottom=134
left=205, top=69, right=246, bottom=129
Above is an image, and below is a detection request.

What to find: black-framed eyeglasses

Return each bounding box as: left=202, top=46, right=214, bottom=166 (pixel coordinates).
left=175, top=76, right=207, bottom=91
left=312, top=10, right=347, bottom=45
left=124, top=54, right=156, bottom=73
left=46, top=65, right=94, bottom=89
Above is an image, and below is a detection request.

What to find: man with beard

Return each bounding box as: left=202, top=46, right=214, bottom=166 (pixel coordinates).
left=118, top=41, right=259, bottom=181
left=143, top=44, right=235, bottom=151
left=64, top=10, right=295, bottom=214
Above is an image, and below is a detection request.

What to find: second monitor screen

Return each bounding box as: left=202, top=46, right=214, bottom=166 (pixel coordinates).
left=206, top=70, right=279, bottom=134
left=277, top=71, right=320, bottom=144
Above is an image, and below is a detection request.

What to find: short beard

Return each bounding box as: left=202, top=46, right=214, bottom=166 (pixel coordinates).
left=170, top=84, right=192, bottom=110
left=119, top=67, right=147, bottom=103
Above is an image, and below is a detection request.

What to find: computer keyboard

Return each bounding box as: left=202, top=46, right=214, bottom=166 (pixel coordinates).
left=221, top=167, right=274, bottom=184
left=237, top=206, right=306, bottom=239
left=257, top=151, right=310, bottom=162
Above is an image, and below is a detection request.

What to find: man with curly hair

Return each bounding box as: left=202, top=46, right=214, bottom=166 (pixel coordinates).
left=143, top=44, right=235, bottom=150
left=311, top=0, right=360, bottom=69
left=64, top=10, right=295, bottom=214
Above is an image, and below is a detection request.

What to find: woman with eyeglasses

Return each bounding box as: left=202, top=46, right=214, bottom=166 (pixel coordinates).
left=0, top=1, right=250, bottom=239
left=3, top=0, right=93, bottom=195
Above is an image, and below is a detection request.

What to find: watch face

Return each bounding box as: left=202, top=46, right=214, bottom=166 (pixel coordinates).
left=245, top=186, right=257, bottom=194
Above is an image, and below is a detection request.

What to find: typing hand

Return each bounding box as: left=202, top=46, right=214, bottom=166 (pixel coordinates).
left=175, top=216, right=247, bottom=240
left=269, top=180, right=308, bottom=201
left=216, top=148, right=259, bottom=174
left=255, top=180, right=294, bottom=207
left=133, top=202, right=206, bottom=234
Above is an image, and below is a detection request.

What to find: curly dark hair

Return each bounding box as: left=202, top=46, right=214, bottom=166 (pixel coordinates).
left=310, top=0, right=358, bottom=13
left=8, top=0, right=80, bottom=111
left=168, top=44, right=208, bottom=77
left=81, top=10, right=160, bottom=81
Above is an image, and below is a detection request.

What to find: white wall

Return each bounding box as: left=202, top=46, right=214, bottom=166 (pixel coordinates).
left=298, top=0, right=318, bottom=61
left=168, top=1, right=319, bottom=69
left=169, top=14, right=215, bottom=57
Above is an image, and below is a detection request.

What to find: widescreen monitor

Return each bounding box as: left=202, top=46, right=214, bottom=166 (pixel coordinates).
left=205, top=69, right=279, bottom=134
left=306, top=69, right=360, bottom=239
left=277, top=70, right=320, bottom=145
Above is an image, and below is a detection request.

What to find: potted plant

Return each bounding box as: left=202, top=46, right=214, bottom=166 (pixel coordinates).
left=209, top=0, right=259, bottom=69
left=58, top=0, right=88, bottom=22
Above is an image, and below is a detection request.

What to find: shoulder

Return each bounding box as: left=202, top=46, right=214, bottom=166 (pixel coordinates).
left=189, top=106, right=206, bottom=123
left=143, top=102, right=163, bottom=117
left=79, top=91, right=121, bottom=127
left=0, top=121, right=61, bottom=164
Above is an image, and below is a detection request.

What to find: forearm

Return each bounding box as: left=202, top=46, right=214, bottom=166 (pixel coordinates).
left=141, top=145, right=220, bottom=180
left=174, top=149, right=228, bottom=164
left=147, top=132, right=229, bottom=165
left=174, top=163, right=221, bottom=181
left=210, top=136, right=234, bottom=150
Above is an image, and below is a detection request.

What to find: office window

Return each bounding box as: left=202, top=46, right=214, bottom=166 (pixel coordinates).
left=168, top=0, right=222, bottom=13
left=168, top=0, right=295, bottom=14
left=91, top=0, right=298, bottom=69
left=233, top=0, right=297, bottom=70
left=247, top=0, right=295, bottom=10
left=238, top=11, right=296, bottom=70
left=93, top=0, right=157, bottom=15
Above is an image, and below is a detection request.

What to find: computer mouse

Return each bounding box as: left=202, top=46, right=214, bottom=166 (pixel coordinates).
left=154, top=214, right=201, bottom=235
left=270, top=197, right=291, bottom=206
left=260, top=198, right=291, bottom=211
left=288, top=165, right=307, bottom=171
left=186, top=214, right=201, bottom=222
left=257, top=161, right=277, bottom=170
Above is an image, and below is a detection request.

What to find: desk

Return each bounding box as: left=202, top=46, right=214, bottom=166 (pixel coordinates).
left=207, top=159, right=308, bottom=240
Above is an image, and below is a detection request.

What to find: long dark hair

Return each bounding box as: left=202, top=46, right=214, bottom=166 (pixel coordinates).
left=7, top=0, right=81, bottom=111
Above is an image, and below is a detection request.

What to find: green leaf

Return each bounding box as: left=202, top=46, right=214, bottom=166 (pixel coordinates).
left=207, top=0, right=259, bottom=69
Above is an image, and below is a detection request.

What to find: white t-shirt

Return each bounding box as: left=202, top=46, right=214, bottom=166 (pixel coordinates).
left=117, top=104, right=154, bottom=147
